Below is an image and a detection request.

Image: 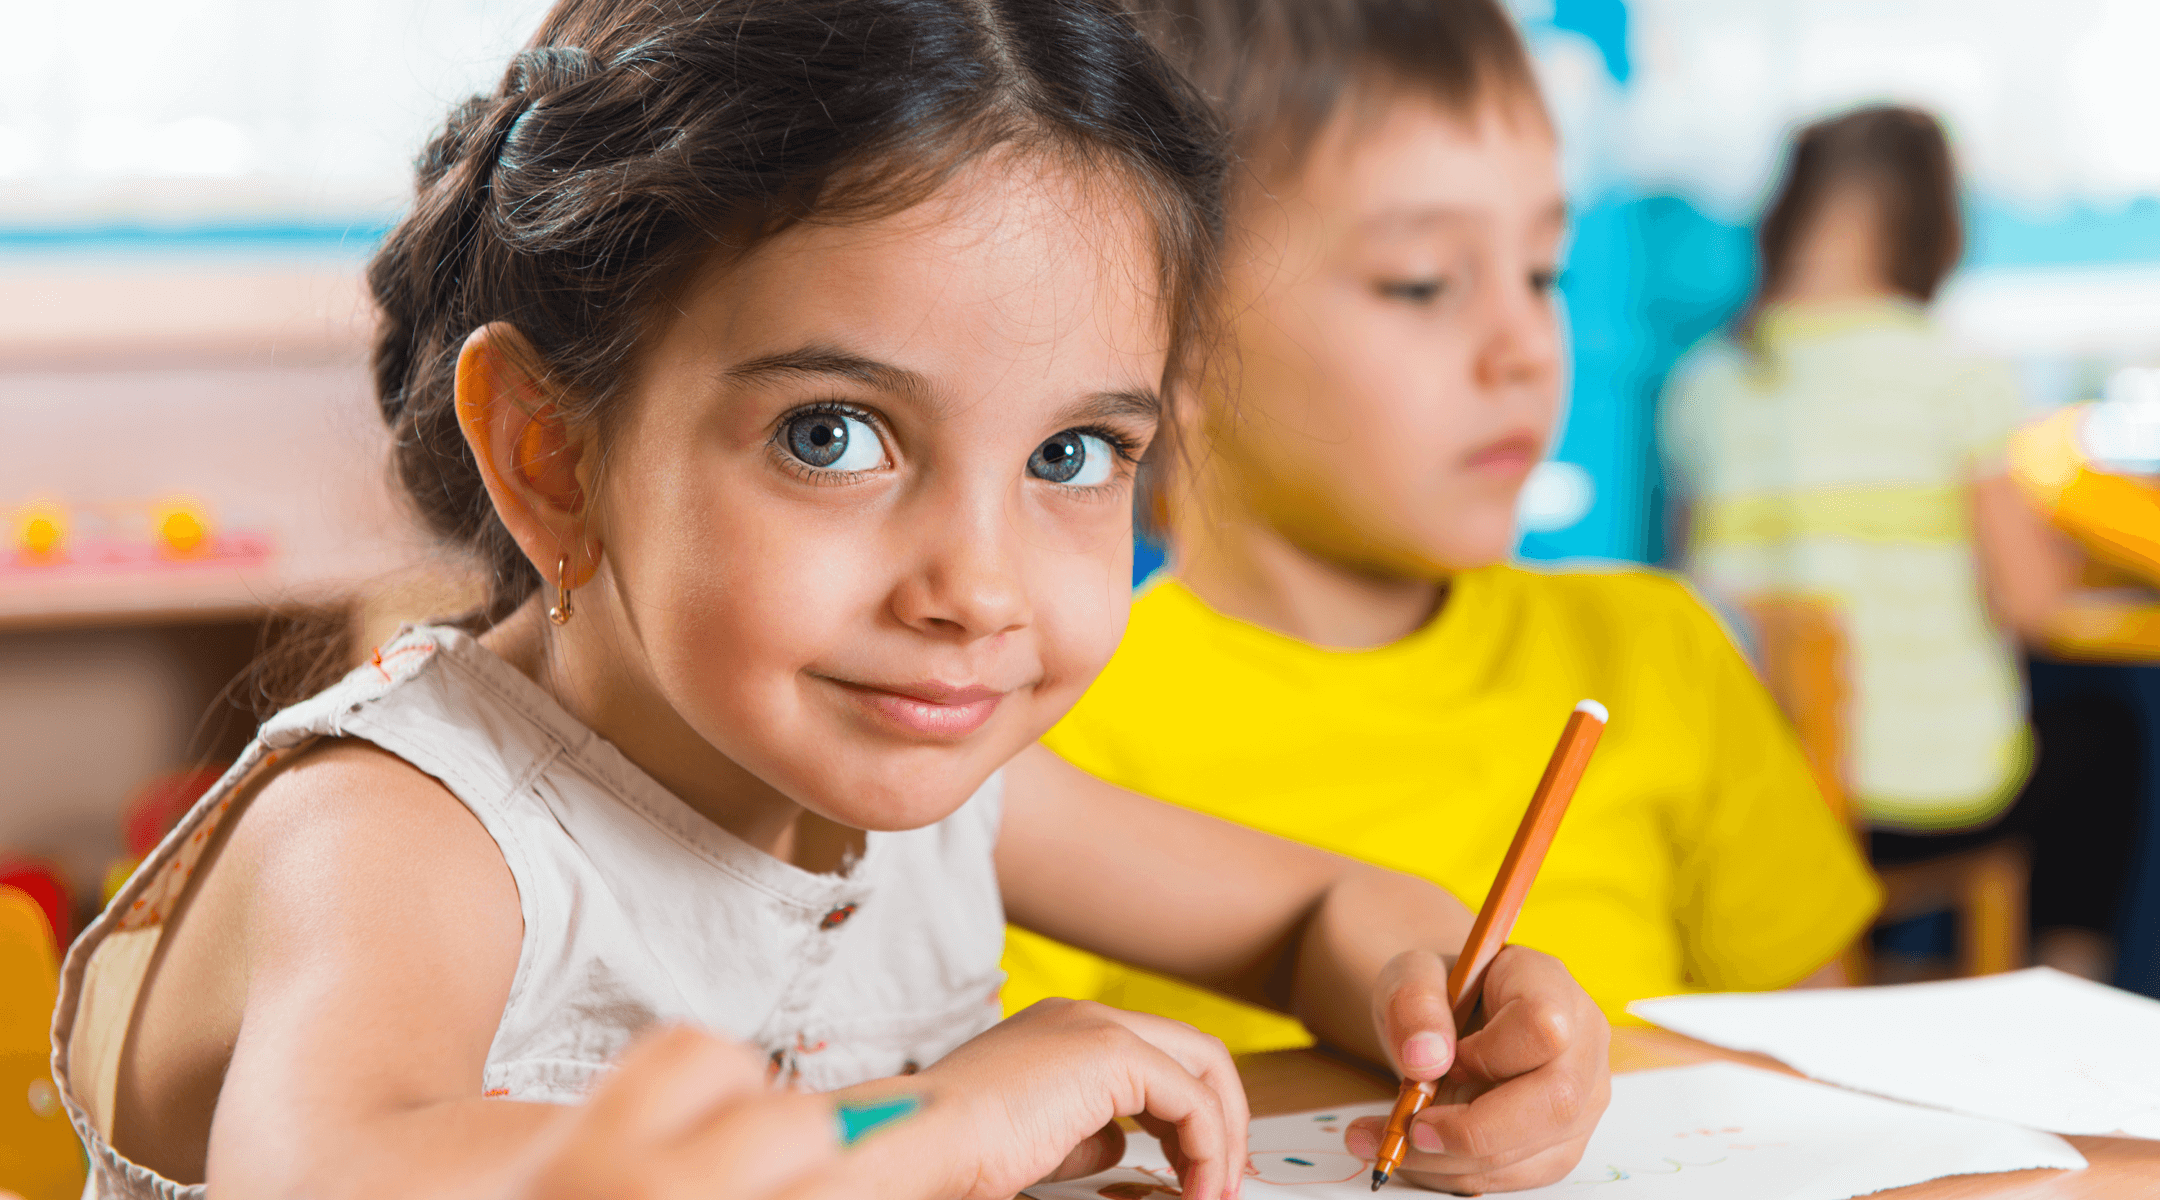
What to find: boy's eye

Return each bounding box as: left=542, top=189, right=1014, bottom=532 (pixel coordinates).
left=1531, top=268, right=1563, bottom=294
left=1028, top=430, right=1116, bottom=487
left=1378, top=279, right=1445, bottom=305
left=784, top=410, right=886, bottom=472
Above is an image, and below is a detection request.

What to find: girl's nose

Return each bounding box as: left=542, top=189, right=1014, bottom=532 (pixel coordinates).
left=888, top=494, right=1032, bottom=640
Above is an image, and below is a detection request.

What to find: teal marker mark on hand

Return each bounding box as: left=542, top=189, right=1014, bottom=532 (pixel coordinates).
left=836, top=1095, right=922, bottom=1145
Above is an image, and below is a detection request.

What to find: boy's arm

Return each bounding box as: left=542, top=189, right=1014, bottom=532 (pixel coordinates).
left=999, top=744, right=1609, bottom=1192
left=998, top=743, right=1465, bottom=1037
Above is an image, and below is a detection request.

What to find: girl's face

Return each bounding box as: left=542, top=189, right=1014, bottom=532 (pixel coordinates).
left=1211, top=94, right=1566, bottom=575
left=580, top=155, right=1168, bottom=832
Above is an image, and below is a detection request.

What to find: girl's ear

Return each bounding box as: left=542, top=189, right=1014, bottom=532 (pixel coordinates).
left=455, top=323, right=602, bottom=588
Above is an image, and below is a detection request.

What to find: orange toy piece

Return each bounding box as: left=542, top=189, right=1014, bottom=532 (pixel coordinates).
left=149, top=499, right=212, bottom=560
left=11, top=502, right=66, bottom=562
left=0, top=884, right=87, bottom=1200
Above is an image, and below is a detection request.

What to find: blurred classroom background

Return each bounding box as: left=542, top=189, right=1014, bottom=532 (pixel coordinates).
left=10, top=2, right=2160, bottom=1180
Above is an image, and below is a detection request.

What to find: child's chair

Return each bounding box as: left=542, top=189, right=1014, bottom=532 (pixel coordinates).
left=1741, top=595, right=2029, bottom=981
left=0, top=883, right=87, bottom=1200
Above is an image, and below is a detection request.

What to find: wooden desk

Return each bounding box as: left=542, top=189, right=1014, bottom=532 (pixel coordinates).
left=1235, top=1026, right=2160, bottom=1197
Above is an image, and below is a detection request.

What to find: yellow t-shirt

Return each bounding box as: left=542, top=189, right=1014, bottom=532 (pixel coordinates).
left=1002, top=564, right=1882, bottom=1050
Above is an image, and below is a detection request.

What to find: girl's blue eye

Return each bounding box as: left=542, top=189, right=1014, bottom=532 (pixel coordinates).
left=1029, top=430, right=1116, bottom=486
left=785, top=410, right=885, bottom=472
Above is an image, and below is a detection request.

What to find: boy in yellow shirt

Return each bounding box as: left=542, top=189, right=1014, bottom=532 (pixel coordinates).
left=1002, top=0, right=1881, bottom=1047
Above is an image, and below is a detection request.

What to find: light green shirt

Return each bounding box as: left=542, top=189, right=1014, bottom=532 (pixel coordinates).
left=1662, top=300, right=2030, bottom=830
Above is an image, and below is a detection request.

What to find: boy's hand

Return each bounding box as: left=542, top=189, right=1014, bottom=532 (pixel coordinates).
left=916, top=998, right=1250, bottom=1200
left=1345, top=947, right=1610, bottom=1193
left=518, top=1025, right=875, bottom=1200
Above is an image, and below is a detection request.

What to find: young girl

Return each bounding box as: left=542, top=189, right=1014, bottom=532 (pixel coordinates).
left=1002, top=0, right=1879, bottom=1116
left=51, top=2, right=1608, bottom=1198
left=1667, top=107, right=2142, bottom=981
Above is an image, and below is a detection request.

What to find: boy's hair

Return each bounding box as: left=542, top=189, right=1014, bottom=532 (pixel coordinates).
left=368, top=0, right=1227, bottom=625
left=1124, top=0, right=1546, bottom=184
left=1742, top=105, right=1962, bottom=340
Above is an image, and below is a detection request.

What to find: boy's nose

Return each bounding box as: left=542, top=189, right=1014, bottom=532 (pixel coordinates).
left=1477, top=278, right=1563, bottom=390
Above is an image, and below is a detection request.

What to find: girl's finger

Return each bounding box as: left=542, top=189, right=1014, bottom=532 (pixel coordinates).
left=649, top=1089, right=841, bottom=1199
left=1100, top=1009, right=1251, bottom=1193
left=767, top=1148, right=922, bottom=1200
left=1109, top=1034, right=1234, bottom=1200
left=1041, top=1120, right=1128, bottom=1182
left=577, top=1025, right=772, bottom=1146
left=1372, top=950, right=1459, bottom=1082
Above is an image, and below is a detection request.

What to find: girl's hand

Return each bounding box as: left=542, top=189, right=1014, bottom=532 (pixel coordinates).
left=1344, top=947, right=1610, bottom=1193
left=916, top=998, right=1251, bottom=1200
left=517, top=1025, right=876, bottom=1200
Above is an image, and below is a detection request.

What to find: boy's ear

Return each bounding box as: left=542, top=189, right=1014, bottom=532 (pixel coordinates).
left=455, top=323, right=600, bottom=589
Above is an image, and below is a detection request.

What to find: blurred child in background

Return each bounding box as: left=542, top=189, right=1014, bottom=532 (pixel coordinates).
left=1004, top=0, right=1879, bottom=1057
left=1663, top=106, right=2139, bottom=980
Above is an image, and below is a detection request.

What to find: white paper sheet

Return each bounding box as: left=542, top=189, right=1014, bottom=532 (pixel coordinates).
left=1022, top=1062, right=2083, bottom=1200
left=1631, top=968, right=2160, bottom=1138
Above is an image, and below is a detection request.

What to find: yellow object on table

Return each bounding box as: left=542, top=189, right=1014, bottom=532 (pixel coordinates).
left=2009, top=405, right=2160, bottom=661
left=0, top=885, right=85, bottom=1200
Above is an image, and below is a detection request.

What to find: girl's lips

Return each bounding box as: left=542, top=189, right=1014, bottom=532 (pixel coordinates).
left=827, top=679, right=1005, bottom=740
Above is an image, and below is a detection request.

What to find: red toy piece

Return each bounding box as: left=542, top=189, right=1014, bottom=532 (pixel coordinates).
left=0, top=861, right=70, bottom=954
left=122, top=765, right=228, bottom=860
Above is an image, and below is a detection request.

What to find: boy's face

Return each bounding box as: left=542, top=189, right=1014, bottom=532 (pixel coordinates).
left=1210, top=93, right=1565, bottom=576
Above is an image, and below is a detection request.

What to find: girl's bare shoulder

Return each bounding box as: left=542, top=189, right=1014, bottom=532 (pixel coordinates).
left=230, top=737, right=511, bottom=874
left=112, top=738, right=522, bottom=1182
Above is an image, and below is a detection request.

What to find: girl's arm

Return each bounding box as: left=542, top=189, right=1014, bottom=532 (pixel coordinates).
left=998, top=742, right=1609, bottom=1193
left=193, top=743, right=1248, bottom=1200
left=1970, top=470, right=2084, bottom=642
left=192, top=746, right=887, bottom=1200
left=194, top=743, right=553, bottom=1198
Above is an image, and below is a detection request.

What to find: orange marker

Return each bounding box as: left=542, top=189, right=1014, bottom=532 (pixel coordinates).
left=1370, top=699, right=1607, bottom=1191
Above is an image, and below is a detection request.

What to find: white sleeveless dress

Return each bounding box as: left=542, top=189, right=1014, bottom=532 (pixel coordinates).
left=51, top=624, right=1009, bottom=1199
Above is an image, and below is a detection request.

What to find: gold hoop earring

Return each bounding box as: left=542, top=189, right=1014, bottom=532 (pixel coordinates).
left=548, top=554, right=575, bottom=626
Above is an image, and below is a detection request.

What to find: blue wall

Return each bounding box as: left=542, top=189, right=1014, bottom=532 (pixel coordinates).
left=1512, top=189, right=2160, bottom=568
left=1519, top=193, right=1753, bottom=565
left=1511, top=0, right=2160, bottom=567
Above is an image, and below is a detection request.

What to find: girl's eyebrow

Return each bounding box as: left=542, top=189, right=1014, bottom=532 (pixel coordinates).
left=728, top=344, right=1159, bottom=423
left=1054, top=388, right=1162, bottom=427
left=726, top=346, right=930, bottom=398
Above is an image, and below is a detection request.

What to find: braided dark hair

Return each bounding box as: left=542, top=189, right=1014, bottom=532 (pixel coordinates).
left=368, top=0, right=1228, bottom=625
